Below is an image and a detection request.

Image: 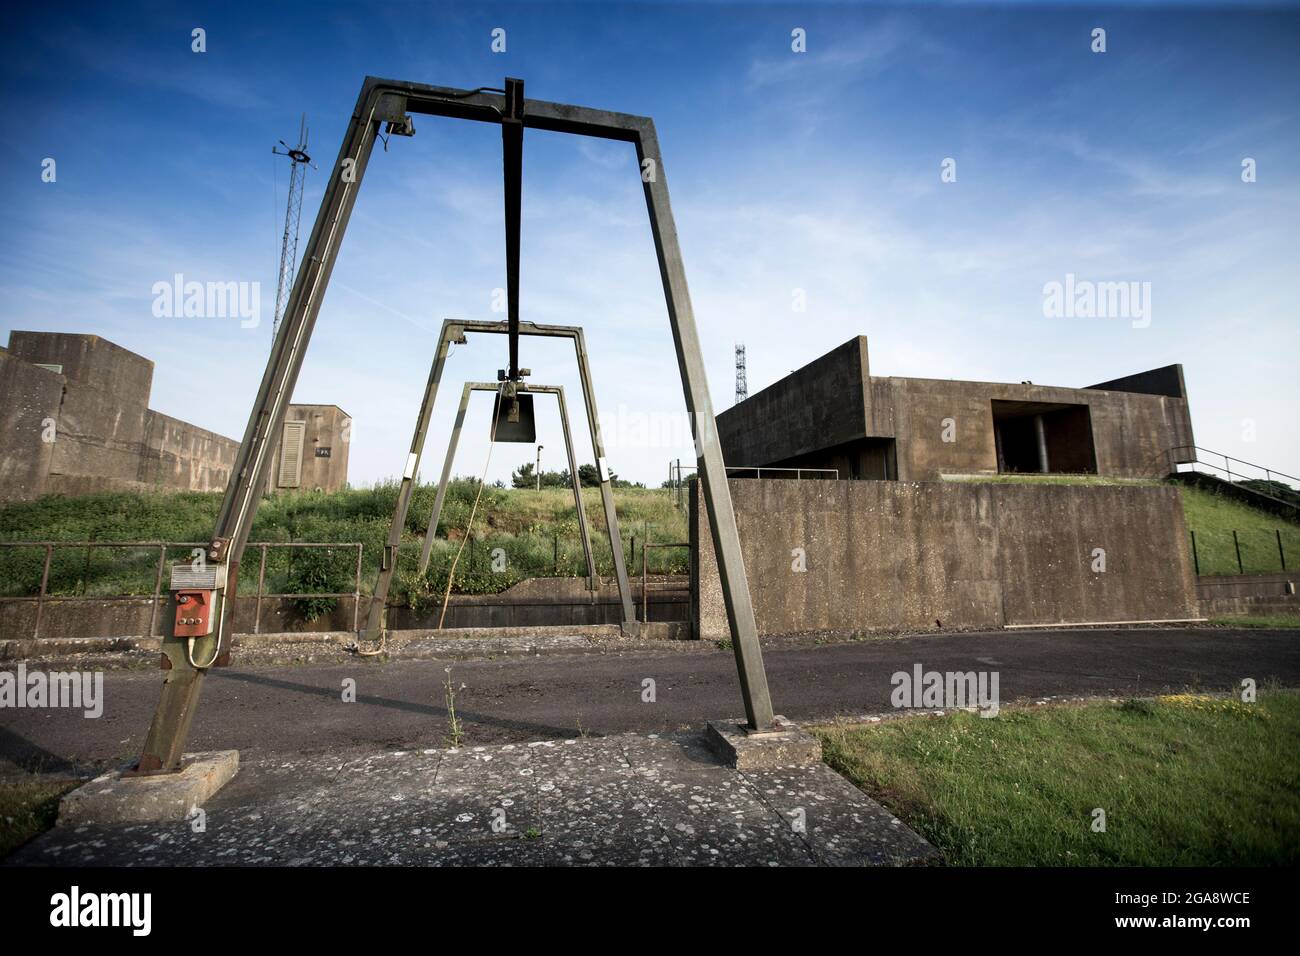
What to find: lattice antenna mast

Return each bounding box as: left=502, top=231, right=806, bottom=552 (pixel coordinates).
left=735, top=343, right=747, bottom=404
left=272, top=114, right=316, bottom=338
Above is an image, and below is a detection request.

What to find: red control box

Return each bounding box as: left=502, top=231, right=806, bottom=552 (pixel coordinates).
left=173, top=589, right=214, bottom=638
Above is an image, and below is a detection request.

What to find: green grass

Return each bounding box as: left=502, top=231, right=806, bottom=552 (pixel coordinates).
left=1209, top=614, right=1300, bottom=629
left=0, top=483, right=689, bottom=606
left=0, top=779, right=79, bottom=858
left=815, top=692, right=1300, bottom=866
left=1178, top=484, right=1298, bottom=575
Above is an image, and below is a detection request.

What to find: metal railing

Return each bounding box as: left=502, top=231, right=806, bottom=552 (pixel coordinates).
left=0, top=541, right=363, bottom=640
left=1189, top=528, right=1295, bottom=577
left=724, top=465, right=840, bottom=479
left=1169, top=445, right=1299, bottom=493
left=668, top=461, right=842, bottom=508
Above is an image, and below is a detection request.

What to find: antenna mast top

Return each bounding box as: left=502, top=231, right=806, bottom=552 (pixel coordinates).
left=272, top=114, right=315, bottom=338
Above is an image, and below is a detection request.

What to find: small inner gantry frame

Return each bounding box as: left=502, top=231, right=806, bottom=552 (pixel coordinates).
left=362, top=319, right=637, bottom=645
left=134, top=76, right=775, bottom=774
left=417, top=380, right=605, bottom=596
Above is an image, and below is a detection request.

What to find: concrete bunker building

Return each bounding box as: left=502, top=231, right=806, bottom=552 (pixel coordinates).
left=0, top=331, right=350, bottom=501
left=714, top=335, right=1195, bottom=482
left=692, top=335, right=1206, bottom=640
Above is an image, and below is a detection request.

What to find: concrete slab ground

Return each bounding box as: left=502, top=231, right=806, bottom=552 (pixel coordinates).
left=6, top=732, right=938, bottom=867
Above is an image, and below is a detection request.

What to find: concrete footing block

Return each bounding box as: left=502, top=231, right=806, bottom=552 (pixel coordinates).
left=57, top=750, right=239, bottom=826
left=704, top=716, right=822, bottom=770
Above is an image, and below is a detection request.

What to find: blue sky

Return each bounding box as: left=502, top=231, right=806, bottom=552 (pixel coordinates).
left=2, top=1, right=1297, bottom=487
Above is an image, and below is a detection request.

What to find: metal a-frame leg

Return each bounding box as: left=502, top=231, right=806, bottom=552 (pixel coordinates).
left=417, top=383, right=598, bottom=591
left=636, top=125, right=774, bottom=730
left=550, top=385, right=599, bottom=591
left=135, top=81, right=384, bottom=771
left=418, top=381, right=474, bottom=576
left=359, top=331, right=454, bottom=644
left=568, top=330, right=636, bottom=624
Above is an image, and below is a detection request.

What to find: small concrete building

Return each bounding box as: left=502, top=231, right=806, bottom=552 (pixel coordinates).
left=264, top=403, right=352, bottom=493
left=715, top=336, right=1196, bottom=482
left=0, top=331, right=350, bottom=501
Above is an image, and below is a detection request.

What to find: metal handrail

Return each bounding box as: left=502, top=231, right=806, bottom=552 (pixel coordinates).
left=724, top=466, right=840, bottom=479
left=0, top=540, right=364, bottom=640
left=1168, top=444, right=1299, bottom=487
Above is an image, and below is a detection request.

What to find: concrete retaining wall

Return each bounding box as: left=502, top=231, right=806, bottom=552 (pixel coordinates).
left=692, top=478, right=1200, bottom=639
left=1196, top=572, right=1298, bottom=617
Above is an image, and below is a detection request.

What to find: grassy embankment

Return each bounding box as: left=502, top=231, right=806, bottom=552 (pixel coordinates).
left=0, top=483, right=689, bottom=613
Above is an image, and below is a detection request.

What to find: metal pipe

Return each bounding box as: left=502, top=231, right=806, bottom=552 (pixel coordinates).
left=254, top=544, right=268, bottom=635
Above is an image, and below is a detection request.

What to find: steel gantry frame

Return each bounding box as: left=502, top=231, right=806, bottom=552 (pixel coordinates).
left=134, top=75, right=774, bottom=774
left=360, top=318, right=637, bottom=646
left=418, top=381, right=602, bottom=592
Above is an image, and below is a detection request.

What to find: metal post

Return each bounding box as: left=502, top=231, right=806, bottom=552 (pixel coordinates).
left=569, top=329, right=635, bottom=623
left=1190, top=530, right=1200, bottom=577
left=642, top=537, right=648, bottom=623
left=636, top=120, right=774, bottom=729
left=1233, top=530, right=1244, bottom=574
left=419, top=380, right=474, bottom=576
left=147, top=544, right=166, bottom=639
left=33, top=543, right=52, bottom=642
left=254, top=543, right=268, bottom=635
left=554, top=387, right=598, bottom=590
left=535, top=444, right=543, bottom=491
left=1277, top=529, right=1286, bottom=572
left=353, top=543, right=363, bottom=632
